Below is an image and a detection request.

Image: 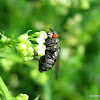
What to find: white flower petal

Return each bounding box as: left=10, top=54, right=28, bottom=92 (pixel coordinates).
left=36, top=37, right=45, bottom=44
left=37, top=44, right=46, bottom=56
left=40, top=31, right=48, bottom=39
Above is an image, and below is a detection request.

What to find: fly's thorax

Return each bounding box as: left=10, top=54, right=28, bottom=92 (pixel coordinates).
left=45, top=38, right=60, bottom=53
left=46, top=38, right=58, bottom=45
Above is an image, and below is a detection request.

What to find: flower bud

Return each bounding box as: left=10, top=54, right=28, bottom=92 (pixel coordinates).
left=23, top=57, right=29, bottom=61
left=27, top=46, right=34, bottom=55
left=28, top=57, right=33, bottom=60
left=29, top=32, right=40, bottom=38
left=18, top=33, right=28, bottom=43
left=15, top=97, right=22, bottom=100
left=17, top=43, right=27, bottom=51
left=23, top=94, right=29, bottom=100
left=25, top=40, right=31, bottom=46
left=32, top=44, right=38, bottom=51
left=33, top=32, right=41, bottom=37
left=21, top=50, right=28, bottom=56
left=1, top=36, right=7, bottom=43
left=6, top=38, right=11, bottom=43
left=15, top=93, right=29, bottom=100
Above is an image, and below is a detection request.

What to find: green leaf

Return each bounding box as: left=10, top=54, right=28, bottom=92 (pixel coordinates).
left=11, top=33, right=15, bottom=41
left=10, top=45, right=18, bottom=54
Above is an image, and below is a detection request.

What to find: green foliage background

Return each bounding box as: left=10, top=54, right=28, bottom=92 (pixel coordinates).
left=0, top=0, right=100, bottom=100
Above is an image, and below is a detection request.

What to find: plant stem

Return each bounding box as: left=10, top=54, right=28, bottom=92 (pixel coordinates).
left=0, top=76, right=13, bottom=100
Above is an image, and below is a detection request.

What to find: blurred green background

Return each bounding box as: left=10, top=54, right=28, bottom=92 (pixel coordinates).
left=0, top=0, right=100, bottom=100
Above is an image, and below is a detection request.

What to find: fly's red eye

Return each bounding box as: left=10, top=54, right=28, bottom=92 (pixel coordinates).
left=52, top=34, right=58, bottom=38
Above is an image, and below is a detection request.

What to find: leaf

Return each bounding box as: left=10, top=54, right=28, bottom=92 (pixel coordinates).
left=11, top=33, right=15, bottom=40
left=10, top=45, right=18, bottom=54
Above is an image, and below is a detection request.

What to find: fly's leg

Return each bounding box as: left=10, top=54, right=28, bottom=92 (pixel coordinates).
left=33, top=58, right=45, bottom=66
left=33, top=54, right=47, bottom=67
left=33, top=53, right=53, bottom=71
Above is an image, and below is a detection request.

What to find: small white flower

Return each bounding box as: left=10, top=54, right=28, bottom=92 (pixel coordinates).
left=39, top=31, right=48, bottom=39
left=37, top=44, right=46, bottom=56
left=36, top=37, right=45, bottom=44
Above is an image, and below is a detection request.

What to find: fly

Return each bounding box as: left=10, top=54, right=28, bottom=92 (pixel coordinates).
left=37, top=28, right=60, bottom=79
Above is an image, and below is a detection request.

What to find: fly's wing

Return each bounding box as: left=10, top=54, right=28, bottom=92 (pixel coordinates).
left=55, top=50, right=60, bottom=80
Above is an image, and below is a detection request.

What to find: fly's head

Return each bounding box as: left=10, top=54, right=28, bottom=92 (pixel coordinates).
left=47, top=28, right=58, bottom=39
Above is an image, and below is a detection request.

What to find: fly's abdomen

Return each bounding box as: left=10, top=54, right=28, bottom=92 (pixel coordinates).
left=39, top=54, right=56, bottom=72
left=46, top=58, right=55, bottom=68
